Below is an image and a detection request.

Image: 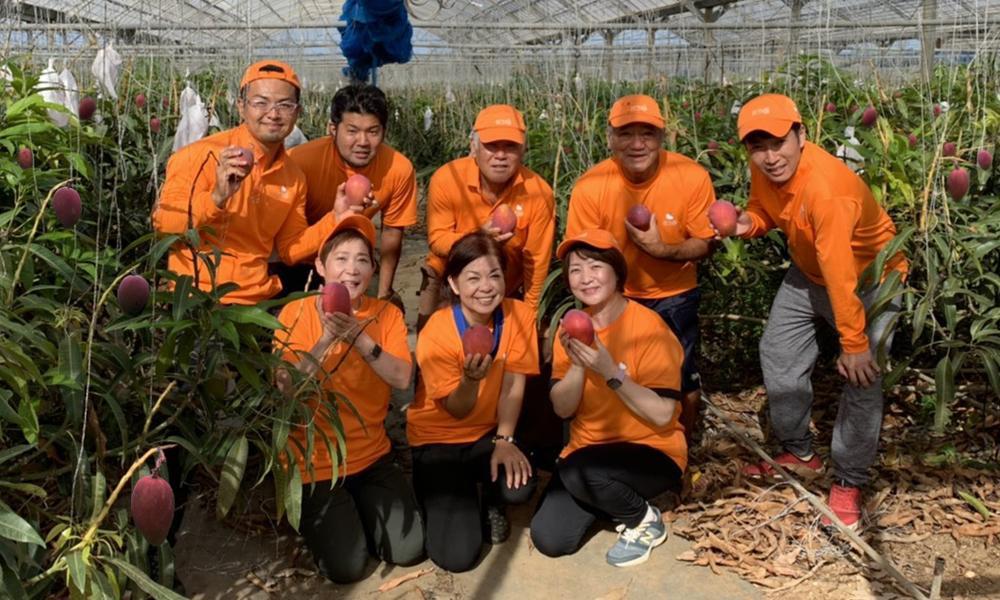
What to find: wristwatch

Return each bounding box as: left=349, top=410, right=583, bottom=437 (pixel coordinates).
left=366, top=343, right=382, bottom=361
left=492, top=434, right=516, bottom=444
left=606, top=364, right=626, bottom=390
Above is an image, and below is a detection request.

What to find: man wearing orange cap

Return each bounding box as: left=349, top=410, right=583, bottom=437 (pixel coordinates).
left=731, top=93, right=905, bottom=531
left=566, top=94, right=716, bottom=440
left=153, top=60, right=356, bottom=304
left=286, top=84, right=417, bottom=307
left=417, top=104, right=555, bottom=332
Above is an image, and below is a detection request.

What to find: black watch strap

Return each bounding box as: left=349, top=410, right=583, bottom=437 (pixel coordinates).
left=367, top=343, right=382, bottom=361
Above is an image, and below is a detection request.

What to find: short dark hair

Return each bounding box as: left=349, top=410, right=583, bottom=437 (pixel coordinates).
left=319, top=230, right=375, bottom=263
left=562, top=244, right=627, bottom=293
left=444, top=232, right=507, bottom=301
left=743, top=122, right=801, bottom=146
left=330, top=84, right=389, bottom=128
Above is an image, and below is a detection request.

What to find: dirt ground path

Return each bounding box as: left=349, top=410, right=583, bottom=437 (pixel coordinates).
left=173, top=233, right=760, bottom=599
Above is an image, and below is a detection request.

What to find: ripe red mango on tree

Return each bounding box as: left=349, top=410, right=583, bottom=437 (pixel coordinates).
left=17, top=147, right=33, bottom=169
left=118, top=275, right=150, bottom=316
left=825, top=102, right=837, bottom=113
left=322, top=282, right=352, bottom=315
left=626, top=205, right=652, bottom=231
left=861, top=106, right=878, bottom=127
left=344, top=174, right=371, bottom=206
left=562, top=309, right=595, bottom=346
left=78, top=97, right=97, bottom=121
left=942, top=142, right=957, bottom=157
left=461, top=325, right=493, bottom=357
left=977, top=149, right=992, bottom=170
left=947, top=168, right=970, bottom=201
left=907, top=134, right=918, bottom=148
left=490, top=204, right=517, bottom=234
left=149, top=117, right=161, bottom=134
left=52, top=187, right=82, bottom=228
left=135, top=93, right=146, bottom=109
left=708, top=200, right=739, bottom=237
left=131, top=472, right=175, bottom=546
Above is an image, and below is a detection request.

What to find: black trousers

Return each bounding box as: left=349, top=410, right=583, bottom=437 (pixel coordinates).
left=529, top=442, right=682, bottom=558
left=299, top=455, right=425, bottom=583
left=411, top=433, right=536, bottom=572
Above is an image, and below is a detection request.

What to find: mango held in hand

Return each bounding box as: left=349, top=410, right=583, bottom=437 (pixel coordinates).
left=118, top=275, right=150, bottom=316
left=708, top=200, right=739, bottom=237
left=131, top=473, right=175, bottom=546
left=626, top=205, right=652, bottom=231
left=490, top=204, right=517, bottom=235
left=52, top=187, right=82, bottom=228
left=947, top=168, right=970, bottom=201
left=345, top=174, right=371, bottom=206
left=322, top=282, right=352, bottom=315
left=562, top=309, right=595, bottom=346
left=462, top=325, right=493, bottom=357
left=236, top=147, right=254, bottom=169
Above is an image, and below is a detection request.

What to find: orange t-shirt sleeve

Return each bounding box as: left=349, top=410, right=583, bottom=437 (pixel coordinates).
left=685, top=169, right=718, bottom=240
left=426, top=166, right=466, bottom=260
left=742, top=170, right=777, bottom=239
left=274, top=298, right=316, bottom=363
left=811, top=196, right=869, bottom=354
left=551, top=329, right=571, bottom=380
left=152, top=146, right=225, bottom=233
left=500, top=302, right=540, bottom=375
left=565, top=179, right=602, bottom=238
left=275, top=189, right=337, bottom=266
left=374, top=302, right=412, bottom=364
left=633, top=315, right=684, bottom=393
left=381, top=160, right=418, bottom=228
left=415, top=314, right=464, bottom=402
left=521, top=187, right=555, bottom=308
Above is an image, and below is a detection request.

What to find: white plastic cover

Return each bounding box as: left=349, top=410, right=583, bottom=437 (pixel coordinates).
left=91, top=42, right=122, bottom=100
left=284, top=125, right=308, bottom=149
left=38, top=58, right=69, bottom=127
left=58, top=66, right=79, bottom=121
left=172, top=93, right=209, bottom=152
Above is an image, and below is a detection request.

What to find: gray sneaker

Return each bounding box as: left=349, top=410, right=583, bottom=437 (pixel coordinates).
left=605, top=506, right=667, bottom=567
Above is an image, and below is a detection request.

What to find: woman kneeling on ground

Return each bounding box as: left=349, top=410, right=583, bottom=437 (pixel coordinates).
left=275, top=215, right=424, bottom=583
left=407, top=231, right=539, bottom=572
left=530, top=229, right=688, bottom=567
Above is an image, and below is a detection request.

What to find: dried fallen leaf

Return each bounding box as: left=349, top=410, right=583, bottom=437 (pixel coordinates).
left=377, top=567, right=435, bottom=593
left=245, top=570, right=277, bottom=593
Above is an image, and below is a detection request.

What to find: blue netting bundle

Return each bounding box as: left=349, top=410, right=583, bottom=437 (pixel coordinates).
left=339, top=0, right=413, bottom=82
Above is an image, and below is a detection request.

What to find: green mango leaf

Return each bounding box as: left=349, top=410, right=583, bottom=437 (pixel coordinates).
left=104, top=556, right=187, bottom=600
left=0, top=499, right=44, bottom=546
left=216, top=434, right=249, bottom=519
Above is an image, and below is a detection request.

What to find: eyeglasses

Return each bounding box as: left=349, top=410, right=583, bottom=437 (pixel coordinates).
left=245, top=99, right=298, bottom=114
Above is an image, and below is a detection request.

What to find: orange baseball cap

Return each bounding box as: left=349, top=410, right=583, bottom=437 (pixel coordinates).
left=737, top=94, right=802, bottom=141
left=319, top=214, right=376, bottom=257
left=240, top=60, right=301, bottom=91
left=608, top=94, right=665, bottom=129
left=556, top=229, right=623, bottom=260
left=474, top=104, right=526, bottom=144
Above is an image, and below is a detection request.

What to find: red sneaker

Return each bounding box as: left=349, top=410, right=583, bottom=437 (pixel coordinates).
left=742, top=452, right=825, bottom=479
left=822, top=484, right=862, bottom=530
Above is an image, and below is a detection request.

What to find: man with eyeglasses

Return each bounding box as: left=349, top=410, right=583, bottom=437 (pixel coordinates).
left=153, top=60, right=355, bottom=304
left=565, top=94, right=717, bottom=443
left=416, top=104, right=555, bottom=333
left=286, top=84, right=417, bottom=309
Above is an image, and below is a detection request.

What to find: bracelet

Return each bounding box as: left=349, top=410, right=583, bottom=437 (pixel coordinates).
left=492, top=434, right=515, bottom=445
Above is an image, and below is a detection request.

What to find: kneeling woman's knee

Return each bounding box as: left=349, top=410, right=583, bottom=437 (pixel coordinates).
left=529, top=521, right=577, bottom=558
left=500, top=474, right=537, bottom=505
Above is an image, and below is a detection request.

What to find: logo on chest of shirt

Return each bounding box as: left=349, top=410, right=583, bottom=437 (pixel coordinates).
left=514, top=204, right=524, bottom=218
left=663, top=211, right=679, bottom=226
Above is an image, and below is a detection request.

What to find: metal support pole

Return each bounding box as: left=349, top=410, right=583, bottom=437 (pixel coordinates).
left=921, top=0, right=938, bottom=85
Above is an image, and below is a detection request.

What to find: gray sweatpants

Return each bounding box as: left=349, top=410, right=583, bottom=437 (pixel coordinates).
left=760, top=265, right=901, bottom=487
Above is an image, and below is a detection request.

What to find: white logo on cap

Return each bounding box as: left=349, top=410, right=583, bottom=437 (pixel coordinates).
left=494, top=118, right=513, bottom=126
left=630, top=105, right=648, bottom=113
left=751, top=107, right=771, bottom=116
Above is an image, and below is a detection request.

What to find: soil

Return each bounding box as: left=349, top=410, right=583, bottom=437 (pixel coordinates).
left=173, top=230, right=1000, bottom=599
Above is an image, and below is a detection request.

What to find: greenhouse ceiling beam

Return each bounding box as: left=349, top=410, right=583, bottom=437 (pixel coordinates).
left=10, top=17, right=1000, bottom=32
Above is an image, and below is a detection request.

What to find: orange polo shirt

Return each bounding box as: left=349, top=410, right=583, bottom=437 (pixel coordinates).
left=425, top=156, right=555, bottom=308
left=552, top=301, right=687, bottom=471
left=288, top=138, right=418, bottom=228
left=743, top=142, right=906, bottom=354
left=407, top=299, right=540, bottom=446
left=275, top=296, right=410, bottom=482
left=152, top=124, right=336, bottom=305
left=566, top=150, right=717, bottom=300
